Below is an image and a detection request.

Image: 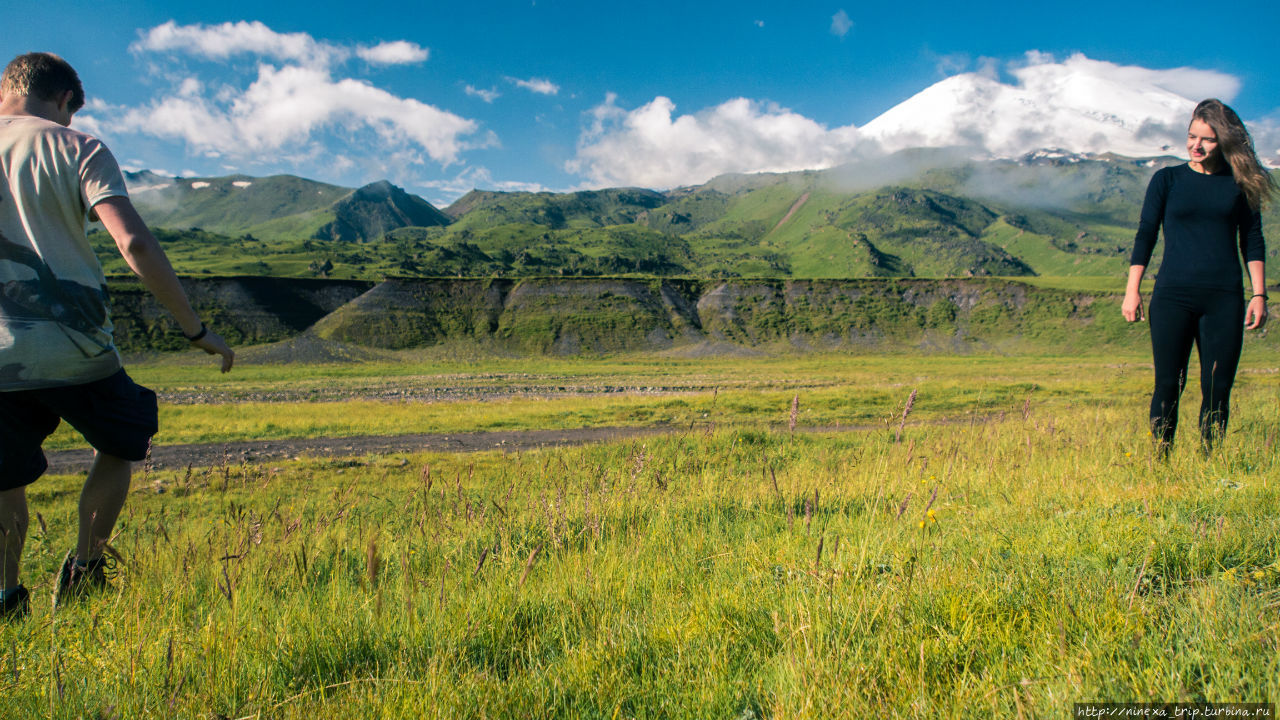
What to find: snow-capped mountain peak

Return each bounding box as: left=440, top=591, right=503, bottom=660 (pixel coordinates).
left=859, top=54, right=1214, bottom=159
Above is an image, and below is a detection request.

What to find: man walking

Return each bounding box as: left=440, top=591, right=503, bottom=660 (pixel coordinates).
left=0, top=52, right=234, bottom=619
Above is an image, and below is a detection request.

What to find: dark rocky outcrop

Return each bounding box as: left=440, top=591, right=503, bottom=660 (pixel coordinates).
left=111, top=275, right=1220, bottom=356
left=109, top=277, right=373, bottom=351
left=138, top=276, right=1135, bottom=355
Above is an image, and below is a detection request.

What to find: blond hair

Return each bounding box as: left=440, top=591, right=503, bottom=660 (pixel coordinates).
left=1, top=52, right=84, bottom=113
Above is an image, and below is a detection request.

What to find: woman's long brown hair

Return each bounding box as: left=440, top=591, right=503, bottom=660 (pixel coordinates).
left=1192, top=98, right=1277, bottom=211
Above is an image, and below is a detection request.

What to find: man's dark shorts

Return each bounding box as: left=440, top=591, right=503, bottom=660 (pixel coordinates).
left=0, top=369, right=158, bottom=490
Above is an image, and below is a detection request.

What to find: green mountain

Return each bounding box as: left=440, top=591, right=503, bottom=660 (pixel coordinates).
left=316, top=180, right=451, bottom=242
left=126, top=173, right=349, bottom=238
left=445, top=187, right=666, bottom=229
left=119, top=152, right=1280, bottom=280
left=126, top=173, right=448, bottom=243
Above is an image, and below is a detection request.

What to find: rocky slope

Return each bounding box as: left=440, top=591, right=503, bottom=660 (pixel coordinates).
left=108, top=276, right=1159, bottom=355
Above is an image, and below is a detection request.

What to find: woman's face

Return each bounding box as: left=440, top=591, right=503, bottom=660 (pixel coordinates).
left=1187, top=118, right=1221, bottom=167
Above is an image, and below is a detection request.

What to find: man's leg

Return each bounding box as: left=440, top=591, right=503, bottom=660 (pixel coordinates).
left=77, top=452, right=131, bottom=562
left=0, top=486, right=28, bottom=591
left=41, top=370, right=154, bottom=563
left=0, top=390, right=55, bottom=598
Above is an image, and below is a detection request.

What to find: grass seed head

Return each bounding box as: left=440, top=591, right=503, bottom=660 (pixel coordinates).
left=896, top=388, right=918, bottom=442
left=366, top=537, right=381, bottom=587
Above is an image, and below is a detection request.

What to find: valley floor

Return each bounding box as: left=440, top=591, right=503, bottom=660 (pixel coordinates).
left=7, top=351, right=1279, bottom=717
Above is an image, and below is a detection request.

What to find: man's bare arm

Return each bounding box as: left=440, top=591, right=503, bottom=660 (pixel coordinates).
left=94, top=196, right=234, bottom=372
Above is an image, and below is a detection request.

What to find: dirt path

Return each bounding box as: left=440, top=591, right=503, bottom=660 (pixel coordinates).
left=154, top=383, right=725, bottom=405
left=42, top=416, right=987, bottom=475
left=43, top=426, right=677, bottom=475
left=771, top=192, right=810, bottom=232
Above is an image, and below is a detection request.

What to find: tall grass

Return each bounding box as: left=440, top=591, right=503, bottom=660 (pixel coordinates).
left=5, top=374, right=1278, bottom=717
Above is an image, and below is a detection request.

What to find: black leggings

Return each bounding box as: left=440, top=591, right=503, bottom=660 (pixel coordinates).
left=1147, top=286, right=1244, bottom=448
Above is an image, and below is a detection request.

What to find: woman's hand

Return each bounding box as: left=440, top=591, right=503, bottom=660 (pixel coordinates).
left=1122, top=291, right=1145, bottom=322
left=1246, top=296, right=1268, bottom=330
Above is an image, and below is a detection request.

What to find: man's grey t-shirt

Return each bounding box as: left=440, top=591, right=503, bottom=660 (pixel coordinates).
left=0, top=115, right=128, bottom=390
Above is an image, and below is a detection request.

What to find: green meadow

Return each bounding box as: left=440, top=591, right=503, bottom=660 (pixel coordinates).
left=5, top=348, right=1280, bottom=717
left=46, top=352, right=1150, bottom=451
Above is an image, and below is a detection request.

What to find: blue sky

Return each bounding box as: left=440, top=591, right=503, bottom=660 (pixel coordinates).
left=8, top=0, right=1279, bottom=205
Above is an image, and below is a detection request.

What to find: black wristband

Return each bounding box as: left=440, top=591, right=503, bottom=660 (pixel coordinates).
left=1251, top=294, right=1269, bottom=301
left=183, top=322, right=208, bottom=342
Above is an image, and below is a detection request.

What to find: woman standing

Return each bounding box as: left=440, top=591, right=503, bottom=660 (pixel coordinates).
left=1123, top=99, right=1276, bottom=453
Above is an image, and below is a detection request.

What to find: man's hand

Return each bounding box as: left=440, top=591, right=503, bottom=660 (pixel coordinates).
left=1122, top=291, right=1145, bottom=322
left=95, top=196, right=235, bottom=373
left=192, top=330, right=234, bottom=373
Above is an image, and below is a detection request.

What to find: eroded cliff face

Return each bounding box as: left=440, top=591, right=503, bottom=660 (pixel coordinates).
left=105, top=275, right=1141, bottom=355
left=108, top=277, right=374, bottom=351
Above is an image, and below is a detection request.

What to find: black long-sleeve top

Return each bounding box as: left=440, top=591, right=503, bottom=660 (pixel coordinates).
left=1129, top=163, right=1265, bottom=291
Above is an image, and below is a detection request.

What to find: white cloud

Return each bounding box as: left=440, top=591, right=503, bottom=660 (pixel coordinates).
left=830, top=10, right=852, bottom=38
left=69, top=113, right=108, bottom=138
left=132, top=20, right=343, bottom=67
left=418, top=166, right=551, bottom=205
left=465, top=85, right=501, bottom=103
left=493, top=179, right=552, bottom=192
left=357, top=40, right=429, bottom=65
left=508, top=76, right=560, bottom=95
left=107, top=21, right=481, bottom=177
left=566, top=53, right=1276, bottom=190
left=132, top=21, right=430, bottom=69
left=975, top=56, right=1000, bottom=80
left=933, top=53, right=970, bottom=77
left=1013, top=51, right=1239, bottom=102
left=420, top=168, right=488, bottom=198
left=107, top=74, right=240, bottom=151
left=1251, top=115, right=1280, bottom=167
left=107, top=64, right=480, bottom=166
left=568, top=93, right=860, bottom=188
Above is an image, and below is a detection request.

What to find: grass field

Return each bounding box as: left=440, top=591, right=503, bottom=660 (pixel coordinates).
left=6, top=351, right=1280, bottom=717
left=43, top=352, right=1160, bottom=451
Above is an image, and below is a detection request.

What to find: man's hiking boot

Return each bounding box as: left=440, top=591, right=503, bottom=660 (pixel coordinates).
left=1, top=585, right=30, bottom=621
left=55, top=550, right=116, bottom=606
